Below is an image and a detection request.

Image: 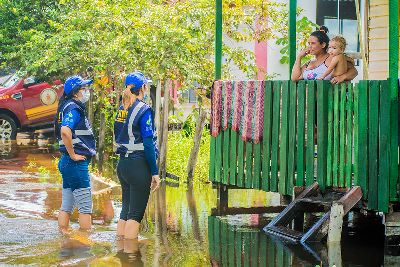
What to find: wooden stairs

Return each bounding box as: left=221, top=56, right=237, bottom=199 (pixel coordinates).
left=263, top=182, right=363, bottom=243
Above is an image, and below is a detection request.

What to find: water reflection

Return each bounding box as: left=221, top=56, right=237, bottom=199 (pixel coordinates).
left=208, top=214, right=386, bottom=267
left=59, top=232, right=94, bottom=266
left=115, top=239, right=145, bottom=267
left=0, top=140, right=394, bottom=266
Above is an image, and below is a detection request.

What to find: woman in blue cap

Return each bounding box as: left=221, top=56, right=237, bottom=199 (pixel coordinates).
left=56, top=75, right=96, bottom=233
left=114, top=71, right=160, bottom=240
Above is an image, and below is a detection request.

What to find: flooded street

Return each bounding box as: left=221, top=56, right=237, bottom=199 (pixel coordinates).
left=0, top=137, right=395, bottom=266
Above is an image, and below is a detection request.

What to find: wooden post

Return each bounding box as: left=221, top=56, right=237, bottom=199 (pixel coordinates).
left=389, top=0, right=399, bottom=81
left=327, top=202, right=344, bottom=243
left=217, top=184, right=228, bottom=214
left=186, top=107, right=207, bottom=183
left=355, top=0, right=368, bottom=79
left=86, top=67, right=95, bottom=126
left=155, top=80, right=162, bottom=138
left=97, top=108, right=106, bottom=173
left=210, top=0, right=222, bottom=182
left=215, top=0, right=222, bottom=80
left=388, top=0, right=399, bottom=201
left=289, top=0, right=297, bottom=76
left=158, top=80, right=170, bottom=179
left=328, top=241, right=343, bottom=267
left=88, top=91, right=94, bottom=127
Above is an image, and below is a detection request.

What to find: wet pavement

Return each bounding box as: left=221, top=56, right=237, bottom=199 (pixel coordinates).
left=0, top=138, right=397, bottom=266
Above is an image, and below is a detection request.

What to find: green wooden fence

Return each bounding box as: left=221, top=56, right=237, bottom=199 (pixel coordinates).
left=209, top=80, right=398, bottom=213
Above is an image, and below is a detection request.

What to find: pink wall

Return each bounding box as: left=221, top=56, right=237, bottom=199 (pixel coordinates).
left=255, top=19, right=268, bottom=80
left=255, top=40, right=267, bottom=80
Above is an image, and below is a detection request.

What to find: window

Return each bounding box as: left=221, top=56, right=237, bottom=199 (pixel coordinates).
left=1, top=73, right=20, bottom=88
left=317, top=0, right=360, bottom=53
left=180, top=88, right=198, bottom=104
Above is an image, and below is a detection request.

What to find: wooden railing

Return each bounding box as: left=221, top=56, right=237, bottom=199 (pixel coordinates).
left=209, top=80, right=399, bottom=213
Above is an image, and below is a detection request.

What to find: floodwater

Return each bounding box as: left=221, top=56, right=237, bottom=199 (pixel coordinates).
left=0, top=136, right=396, bottom=266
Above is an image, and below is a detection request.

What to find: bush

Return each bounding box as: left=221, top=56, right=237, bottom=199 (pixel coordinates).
left=166, top=128, right=210, bottom=183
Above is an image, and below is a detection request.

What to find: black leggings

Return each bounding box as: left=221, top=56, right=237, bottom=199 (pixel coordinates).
left=117, top=157, right=151, bottom=222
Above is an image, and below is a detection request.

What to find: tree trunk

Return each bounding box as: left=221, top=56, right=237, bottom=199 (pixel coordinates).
left=97, top=110, right=106, bottom=173
left=88, top=90, right=94, bottom=126
left=186, top=107, right=207, bottom=183
left=155, top=80, right=162, bottom=139
left=158, top=80, right=170, bottom=179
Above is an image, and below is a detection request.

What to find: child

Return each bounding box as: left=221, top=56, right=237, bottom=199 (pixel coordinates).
left=318, top=36, right=348, bottom=80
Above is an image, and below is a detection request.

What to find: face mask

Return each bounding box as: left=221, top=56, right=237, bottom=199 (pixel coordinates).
left=79, top=89, right=90, bottom=103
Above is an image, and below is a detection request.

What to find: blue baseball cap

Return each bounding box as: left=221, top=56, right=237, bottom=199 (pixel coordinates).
left=64, top=75, right=93, bottom=95
left=125, top=71, right=152, bottom=91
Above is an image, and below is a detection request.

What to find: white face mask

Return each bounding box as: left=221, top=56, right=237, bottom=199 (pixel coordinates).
left=79, top=89, right=90, bottom=103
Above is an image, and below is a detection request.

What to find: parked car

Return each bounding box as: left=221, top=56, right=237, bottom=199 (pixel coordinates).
left=0, top=73, right=63, bottom=140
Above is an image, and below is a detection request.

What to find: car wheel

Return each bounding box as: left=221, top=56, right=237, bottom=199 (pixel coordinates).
left=0, top=114, right=17, bottom=140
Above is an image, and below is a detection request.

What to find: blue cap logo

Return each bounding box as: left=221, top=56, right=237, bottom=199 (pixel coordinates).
left=64, top=75, right=93, bottom=95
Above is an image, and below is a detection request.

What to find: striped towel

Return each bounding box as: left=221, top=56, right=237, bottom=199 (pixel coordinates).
left=211, top=80, right=265, bottom=144
left=211, top=81, right=222, bottom=137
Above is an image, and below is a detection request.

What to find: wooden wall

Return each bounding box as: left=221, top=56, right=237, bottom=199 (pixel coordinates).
left=368, top=0, right=400, bottom=79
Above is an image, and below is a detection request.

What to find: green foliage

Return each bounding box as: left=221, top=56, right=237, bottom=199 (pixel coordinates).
left=166, top=125, right=210, bottom=182
left=0, top=0, right=314, bottom=83
left=181, top=111, right=198, bottom=137
left=0, top=0, right=68, bottom=79
left=0, top=0, right=317, bottom=176
left=276, top=15, right=318, bottom=64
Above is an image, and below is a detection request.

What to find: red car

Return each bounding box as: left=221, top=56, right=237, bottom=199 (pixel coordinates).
left=0, top=73, right=63, bottom=140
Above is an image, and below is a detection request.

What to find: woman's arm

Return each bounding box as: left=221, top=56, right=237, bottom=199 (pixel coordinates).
left=143, top=137, right=158, bottom=175
left=141, top=111, right=160, bottom=192
left=291, top=48, right=309, bottom=81
left=140, top=110, right=159, bottom=175
left=61, top=126, right=86, bottom=161
left=331, top=56, right=358, bottom=84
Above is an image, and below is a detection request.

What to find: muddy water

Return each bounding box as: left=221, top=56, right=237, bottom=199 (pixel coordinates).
left=0, top=140, right=394, bottom=266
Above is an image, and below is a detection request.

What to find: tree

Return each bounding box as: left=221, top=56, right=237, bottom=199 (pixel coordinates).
left=0, top=0, right=315, bottom=178
left=0, top=0, right=65, bottom=74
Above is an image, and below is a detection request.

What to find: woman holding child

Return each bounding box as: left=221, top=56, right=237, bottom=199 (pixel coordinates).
left=291, top=26, right=358, bottom=83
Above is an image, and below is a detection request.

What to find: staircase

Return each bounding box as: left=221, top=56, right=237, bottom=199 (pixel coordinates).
left=263, top=182, right=363, bottom=243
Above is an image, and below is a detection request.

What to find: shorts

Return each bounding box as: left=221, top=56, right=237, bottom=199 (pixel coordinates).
left=61, top=187, right=92, bottom=214
left=58, top=154, right=92, bottom=214
left=58, top=154, right=91, bottom=190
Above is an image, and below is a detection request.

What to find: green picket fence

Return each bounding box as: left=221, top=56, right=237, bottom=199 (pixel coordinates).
left=209, top=80, right=399, bottom=213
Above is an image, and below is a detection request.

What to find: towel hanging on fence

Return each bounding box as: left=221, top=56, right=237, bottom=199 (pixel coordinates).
left=211, top=80, right=264, bottom=144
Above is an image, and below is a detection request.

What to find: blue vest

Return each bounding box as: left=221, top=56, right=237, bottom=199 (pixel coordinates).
left=114, top=99, right=158, bottom=158
left=57, top=99, right=96, bottom=157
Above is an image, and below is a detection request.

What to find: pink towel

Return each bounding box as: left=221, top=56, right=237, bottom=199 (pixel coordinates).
left=242, top=81, right=255, bottom=142
left=223, top=81, right=233, bottom=130
left=211, top=80, right=265, bottom=143
left=254, top=81, right=265, bottom=144
left=211, top=81, right=222, bottom=137
left=232, top=81, right=244, bottom=132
